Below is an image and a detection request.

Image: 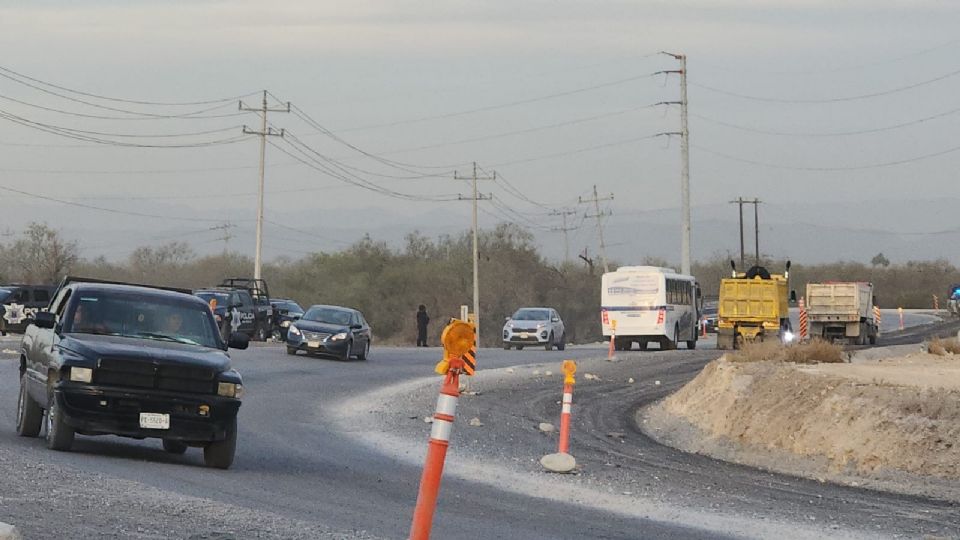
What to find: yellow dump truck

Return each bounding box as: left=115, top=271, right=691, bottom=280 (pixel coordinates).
left=716, top=262, right=793, bottom=350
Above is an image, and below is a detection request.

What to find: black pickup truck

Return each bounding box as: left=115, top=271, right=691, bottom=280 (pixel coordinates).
left=15, top=277, right=249, bottom=469
left=1, top=284, right=56, bottom=335
left=216, top=278, right=274, bottom=341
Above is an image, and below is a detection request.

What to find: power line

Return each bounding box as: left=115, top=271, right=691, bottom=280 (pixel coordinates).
left=0, top=183, right=239, bottom=223
left=691, top=106, right=960, bottom=137
left=694, top=38, right=960, bottom=76
left=370, top=103, right=659, bottom=157
left=689, top=65, right=960, bottom=104
left=334, top=72, right=660, bottom=133
left=0, top=107, right=252, bottom=148
left=694, top=142, right=960, bottom=171
left=0, top=91, right=247, bottom=120
left=488, top=133, right=663, bottom=167
left=0, top=63, right=257, bottom=106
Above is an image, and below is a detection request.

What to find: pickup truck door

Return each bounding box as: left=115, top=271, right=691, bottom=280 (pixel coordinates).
left=25, top=288, right=71, bottom=403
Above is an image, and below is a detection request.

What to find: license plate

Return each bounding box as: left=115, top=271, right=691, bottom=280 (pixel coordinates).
left=139, top=412, right=170, bottom=430
left=520, top=332, right=529, bottom=338
left=307, top=340, right=321, bottom=348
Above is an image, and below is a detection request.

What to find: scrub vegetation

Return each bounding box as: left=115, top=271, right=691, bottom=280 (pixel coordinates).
left=0, top=222, right=957, bottom=346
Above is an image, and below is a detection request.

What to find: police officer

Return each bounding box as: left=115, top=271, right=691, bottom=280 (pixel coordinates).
left=416, top=304, right=430, bottom=347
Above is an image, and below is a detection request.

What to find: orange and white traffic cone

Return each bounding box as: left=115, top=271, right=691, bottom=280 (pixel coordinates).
left=409, top=320, right=475, bottom=540
left=540, top=361, right=577, bottom=474
left=607, top=320, right=617, bottom=359
left=409, top=365, right=460, bottom=540
left=558, top=361, right=575, bottom=454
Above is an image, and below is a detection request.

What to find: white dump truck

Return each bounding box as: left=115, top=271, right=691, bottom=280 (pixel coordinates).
left=805, top=282, right=878, bottom=345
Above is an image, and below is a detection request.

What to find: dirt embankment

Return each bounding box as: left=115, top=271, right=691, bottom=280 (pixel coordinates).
left=642, top=350, right=960, bottom=501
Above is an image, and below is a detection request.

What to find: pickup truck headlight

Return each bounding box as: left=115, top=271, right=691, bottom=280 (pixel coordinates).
left=217, top=382, right=243, bottom=398
left=69, top=367, right=93, bottom=383
left=281, top=320, right=290, bottom=328
left=288, top=324, right=300, bottom=336
left=330, top=332, right=348, bottom=341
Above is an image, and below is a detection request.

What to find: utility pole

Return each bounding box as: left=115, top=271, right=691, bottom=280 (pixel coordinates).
left=209, top=223, right=236, bottom=255
left=549, top=208, right=578, bottom=263
left=240, top=90, right=290, bottom=280
left=579, top=185, right=614, bottom=273
left=730, top=197, right=761, bottom=267
left=730, top=197, right=746, bottom=268
left=657, top=52, right=692, bottom=276
left=751, top=198, right=761, bottom=265
left=454, top=162, right=494, bottom=347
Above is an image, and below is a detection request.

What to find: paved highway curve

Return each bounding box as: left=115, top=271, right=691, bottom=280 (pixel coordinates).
left=0, top=317, right=957, bottom=539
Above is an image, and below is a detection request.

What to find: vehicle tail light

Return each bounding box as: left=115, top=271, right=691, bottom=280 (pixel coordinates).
left=657, top=309, right=665, bottom=325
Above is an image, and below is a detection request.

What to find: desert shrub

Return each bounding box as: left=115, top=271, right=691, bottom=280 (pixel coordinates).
left=927, top=338, right=960, bottom=356
left=729, top=339, right=845, bottom=364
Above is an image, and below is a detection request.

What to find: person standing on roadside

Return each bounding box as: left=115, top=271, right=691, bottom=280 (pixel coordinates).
left=416, top=304, right=430, bottom=347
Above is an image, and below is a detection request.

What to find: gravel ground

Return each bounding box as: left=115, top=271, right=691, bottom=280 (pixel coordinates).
left=329, top=344, right=960, bottom=540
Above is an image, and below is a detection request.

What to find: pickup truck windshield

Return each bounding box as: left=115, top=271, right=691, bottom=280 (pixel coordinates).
left=0, top=289, right=11, bottom=303
left=67, top=294, right=220, bottom=349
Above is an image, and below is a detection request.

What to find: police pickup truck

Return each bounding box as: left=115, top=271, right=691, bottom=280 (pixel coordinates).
left=16, top=277, right=249, bottom=469
left=1, top=284, right=56, bottom=335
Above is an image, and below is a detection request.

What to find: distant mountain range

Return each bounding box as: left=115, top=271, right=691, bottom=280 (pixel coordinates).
left=1, top=197, right=955, bottom=265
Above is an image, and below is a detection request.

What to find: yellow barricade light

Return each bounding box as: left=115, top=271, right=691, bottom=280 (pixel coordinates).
left=562, top=360, right=577, bottom=385
left=435, top=319, right=477, bottom=375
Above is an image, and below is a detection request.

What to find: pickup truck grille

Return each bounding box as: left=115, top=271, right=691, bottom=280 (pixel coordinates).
left=94, top=358, right=217, bottom=394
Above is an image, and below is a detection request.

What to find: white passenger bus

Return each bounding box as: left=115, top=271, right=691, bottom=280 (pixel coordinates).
left=601, top=266, right=701, bottom=350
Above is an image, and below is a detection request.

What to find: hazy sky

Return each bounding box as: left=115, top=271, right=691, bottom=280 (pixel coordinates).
left=0, top=1, right=958, bottom=261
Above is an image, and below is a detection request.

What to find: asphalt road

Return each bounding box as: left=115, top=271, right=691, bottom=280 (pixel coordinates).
left=0, top=316, right=957, bottom=539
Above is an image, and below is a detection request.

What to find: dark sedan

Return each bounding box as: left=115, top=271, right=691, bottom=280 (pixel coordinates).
left=286, top=305, right=371, bottom=361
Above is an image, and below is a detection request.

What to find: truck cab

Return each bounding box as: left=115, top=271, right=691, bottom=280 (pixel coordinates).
left=16, top=277, right=249, bottom=469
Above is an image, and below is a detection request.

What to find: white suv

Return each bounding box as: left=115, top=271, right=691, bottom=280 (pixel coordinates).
left=503, top=307, right=566, bottom=351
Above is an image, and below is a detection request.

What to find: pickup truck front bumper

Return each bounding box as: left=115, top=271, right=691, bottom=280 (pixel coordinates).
left=55, top=384, right=240, bottom=442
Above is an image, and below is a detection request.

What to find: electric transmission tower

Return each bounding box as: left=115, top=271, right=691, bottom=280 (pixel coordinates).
left=549, top=208, right=578, bottom=263
left=579, top=185, right=614, bottom=273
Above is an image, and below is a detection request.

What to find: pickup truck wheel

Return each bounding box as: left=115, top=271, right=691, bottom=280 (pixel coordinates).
left=503, top=343, right=511, bottom=350
left=16, top=377, right=43, bottom=438
left=203, top=418, right=237, bottom=469
left=286, top=347, right=297, bottom=355
left=162, top=439, right=188, bottom=454
left=46, top=396, right=75, bottom=451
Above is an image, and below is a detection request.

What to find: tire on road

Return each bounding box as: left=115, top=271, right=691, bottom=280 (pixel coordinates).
left=545, top=333, right=554, bottom=351
left=16, top=376, right=43, bottom=438
left=340, top=340, right=353, bottom=362
left=357, top=341, right=370, bottom=361
left=46, top=393, right=75, bottom=451
left=163, top=439, right=189, bottom=454
left=557, top=333, right=566, bottom=351
left=503, top=343, right=511, bottom=350
left=203, top=417, right=237, bottom=469
left=286, top=346, right=297, bottom=355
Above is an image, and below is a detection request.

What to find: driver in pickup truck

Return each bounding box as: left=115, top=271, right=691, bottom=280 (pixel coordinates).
left=72, top=303, right=110, bottom=334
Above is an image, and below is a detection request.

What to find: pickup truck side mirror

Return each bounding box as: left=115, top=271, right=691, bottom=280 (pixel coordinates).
left=228, top=332, right=249, bottom=350
left=34, top=311, right=57, bottom=329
